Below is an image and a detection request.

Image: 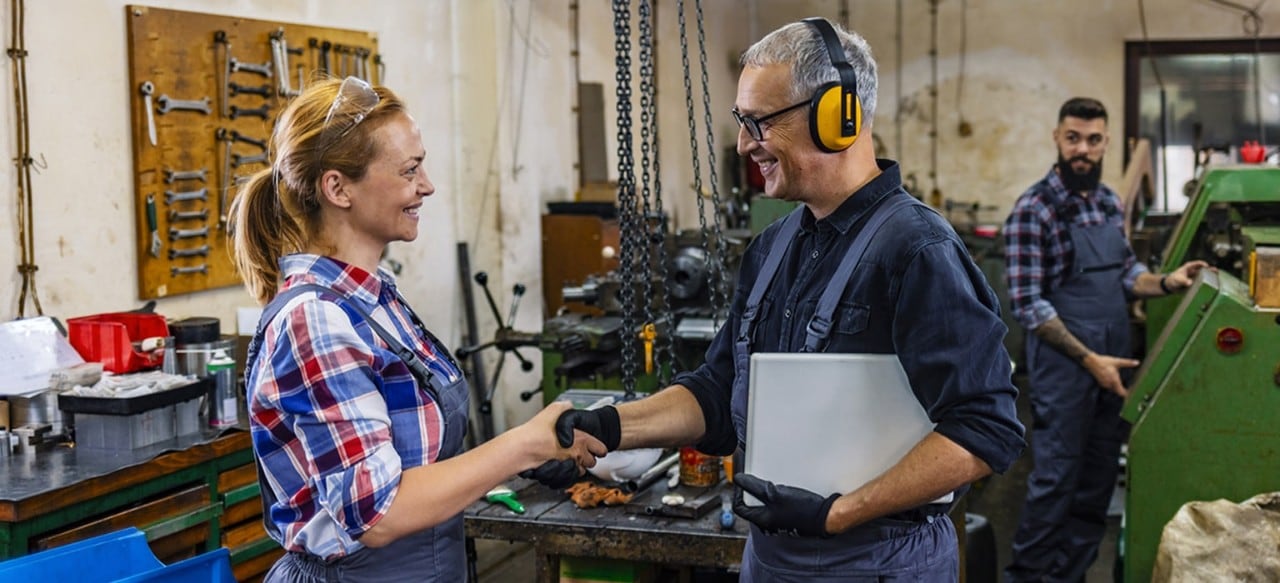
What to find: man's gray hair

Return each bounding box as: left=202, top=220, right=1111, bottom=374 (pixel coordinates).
left=740, top=20, right=877, bottom=130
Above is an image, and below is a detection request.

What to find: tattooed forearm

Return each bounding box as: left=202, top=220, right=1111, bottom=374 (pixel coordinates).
left=1033, top=317, right=1092, bottom=362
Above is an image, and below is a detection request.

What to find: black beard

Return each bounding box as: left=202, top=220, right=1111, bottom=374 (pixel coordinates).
left=1057, top=153, right=1102, bottom=193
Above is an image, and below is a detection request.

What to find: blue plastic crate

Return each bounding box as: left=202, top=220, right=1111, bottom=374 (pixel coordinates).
left=115, top=548, right=234, bottom=583
left=0, top=527, right=163, bottom=582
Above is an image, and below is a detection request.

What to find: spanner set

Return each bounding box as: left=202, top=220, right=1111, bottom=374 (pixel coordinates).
left=129, top=7, right=382, bottom=295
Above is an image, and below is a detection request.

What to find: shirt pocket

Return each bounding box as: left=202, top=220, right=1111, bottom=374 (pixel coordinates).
left=795, top=299, right=872, bottom=351
left=747, top=296, right=776, bottom=346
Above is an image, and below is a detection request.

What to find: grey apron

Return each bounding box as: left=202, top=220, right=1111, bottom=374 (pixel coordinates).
left=250, top=285, right=471, bottom=582
left=732, top=194, right=958, bottom=581
left=1006, top=222, right=1131, bottom=582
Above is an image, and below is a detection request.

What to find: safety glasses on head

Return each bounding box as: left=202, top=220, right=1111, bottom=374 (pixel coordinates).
left=323, top=76, right=380, bottom=140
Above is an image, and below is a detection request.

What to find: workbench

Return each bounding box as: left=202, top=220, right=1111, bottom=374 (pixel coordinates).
left=465, top=477, right=748, bottom=581
left=0, top=428, right=280, bottom=581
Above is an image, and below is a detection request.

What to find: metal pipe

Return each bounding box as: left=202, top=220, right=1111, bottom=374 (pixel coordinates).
left=623, top=452, right=680, bottom=493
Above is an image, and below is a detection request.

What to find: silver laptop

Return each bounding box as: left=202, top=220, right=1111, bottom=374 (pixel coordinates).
left=743, top=352, right=952, bottom=506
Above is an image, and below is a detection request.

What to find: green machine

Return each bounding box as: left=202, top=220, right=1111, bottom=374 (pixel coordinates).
left=1144, top=166, right=1280, bottom=346
left=1121, top=226, right=1280, bottom=581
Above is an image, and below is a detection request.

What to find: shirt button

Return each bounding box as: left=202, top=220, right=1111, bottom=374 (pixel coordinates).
left=811, top=250, right=820, bottom=259
left=784, top=309, right=792, bottom=319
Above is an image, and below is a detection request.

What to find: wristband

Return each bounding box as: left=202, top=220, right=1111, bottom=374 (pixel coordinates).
left=1159, top=274, right=1173, bottom=295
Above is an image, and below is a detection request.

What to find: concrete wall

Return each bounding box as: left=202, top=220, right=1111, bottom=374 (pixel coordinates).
left=1, top=0, right=1276, bottom=428
left=756, top=0, right=1280, bottom=220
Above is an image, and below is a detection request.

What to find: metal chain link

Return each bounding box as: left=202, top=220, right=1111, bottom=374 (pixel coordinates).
left=694, top=0, right=730, bottom=320
left=635, top=0, right=674, bottom=384
left=612, top=0, right=639, bottom=397
left=677, top=0, right=714, bottom=322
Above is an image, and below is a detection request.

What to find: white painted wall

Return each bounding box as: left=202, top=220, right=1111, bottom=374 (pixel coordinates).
left=2, top=0, right=1277, bottom=430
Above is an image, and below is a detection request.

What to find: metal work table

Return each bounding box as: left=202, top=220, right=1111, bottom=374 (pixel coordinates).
left=465, top=477, right=748, bottom=581
left=0, top=429, right=256, bottom=560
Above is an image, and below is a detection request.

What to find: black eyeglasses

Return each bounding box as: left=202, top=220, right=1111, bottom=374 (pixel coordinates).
left=731, top=100, right=809, bottom=141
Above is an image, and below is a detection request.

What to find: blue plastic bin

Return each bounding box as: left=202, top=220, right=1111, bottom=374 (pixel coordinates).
left=115, top=547, right=235, bottom=583
left=0, top=527, right=163, bottom=582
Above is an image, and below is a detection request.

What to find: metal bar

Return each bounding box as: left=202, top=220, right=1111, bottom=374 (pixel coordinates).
left=457, top=242, right=493, bottom=443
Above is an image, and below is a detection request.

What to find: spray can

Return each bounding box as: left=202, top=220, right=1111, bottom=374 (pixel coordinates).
left=206, top=350, right=238, bottom=427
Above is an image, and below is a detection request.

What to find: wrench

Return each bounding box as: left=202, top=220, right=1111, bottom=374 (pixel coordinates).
left=232, top=151, right=269, bottom=167
left=319, top=41, right=332, bottom=74
left=155, top=94, right=212, bottom=115
left=229, top=58, right=272, bottom=78
left=164, top=187, right=208, bottom=205
left=171, top=264, right=208, bottom=276
left=220, top=138, right=233, bottom=231
left=164, top=168, right=208, bottom=183
left=169, top=226, right=209, bottom=241
left=229, top=82, right=271, bottom=97
left=226, top=130, right=266, bottom=150
left=214, top=31, right=231, bottom=117
left=169, top=244, right=210, bottom=260
left=168, top=209, right=208, bottom=222
left=139, top=82, right=157, bottom=146
left=229, top=104, right=270, bottom=120
left=146, top=195, right=161, bottom=257
left=269, top=29, right=299, bottom=98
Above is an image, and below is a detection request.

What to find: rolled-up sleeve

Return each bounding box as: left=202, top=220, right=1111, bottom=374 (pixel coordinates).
left=1004, top=199, right=1056, bottom=331
left=258, top=300, right=402, bottom=553
left=895, top=239, right=1026, bottom=473
left=670, top=235, right=772, bottom=456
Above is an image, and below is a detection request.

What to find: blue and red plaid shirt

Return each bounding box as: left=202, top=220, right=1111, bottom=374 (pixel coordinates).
left=1003, top=167, right=1147, bottom=331
left=246, top=254, right=462, bottom=559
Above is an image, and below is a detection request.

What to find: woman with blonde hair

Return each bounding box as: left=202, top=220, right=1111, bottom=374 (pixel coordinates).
left=231, top=77, right=603, bottom=581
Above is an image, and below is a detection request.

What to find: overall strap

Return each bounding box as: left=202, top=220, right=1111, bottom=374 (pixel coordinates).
left=803, top=194, right=917, bottom=353
left=739, top=207, right=805, bottom=344
left=247, top=282, right=439, bottom=541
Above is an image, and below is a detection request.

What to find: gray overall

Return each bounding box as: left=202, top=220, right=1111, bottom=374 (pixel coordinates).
left=1006, top=222, right=1130, bottom=582
left=249, top=285, right=471, bottom=583
left=731, top=194, right=959, bottom=581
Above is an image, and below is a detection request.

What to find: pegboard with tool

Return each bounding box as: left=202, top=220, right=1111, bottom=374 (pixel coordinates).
left=125, top=5, right=381, bottom=299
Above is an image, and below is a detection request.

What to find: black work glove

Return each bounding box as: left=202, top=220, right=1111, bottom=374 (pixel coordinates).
left=732, top=473, right=840, bottom=538
left=519, top=406, right=622, bottom=490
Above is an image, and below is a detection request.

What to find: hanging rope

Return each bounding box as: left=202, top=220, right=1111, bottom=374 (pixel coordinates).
left=612, top=0, right=641, bottom=398
left=9, top=0, right=42, bottom=317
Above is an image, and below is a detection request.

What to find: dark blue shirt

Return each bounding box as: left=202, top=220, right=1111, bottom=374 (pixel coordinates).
left=675, top=160, right=1026, bottom=474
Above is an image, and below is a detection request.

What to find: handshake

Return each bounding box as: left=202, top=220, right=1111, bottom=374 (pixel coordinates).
left=516, top=403, right=839, bottom=538
left=519, top=405, right=622, bottom=489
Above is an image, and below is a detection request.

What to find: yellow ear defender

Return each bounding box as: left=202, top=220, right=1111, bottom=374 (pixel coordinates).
left=803, top=17, right=862, bottom=153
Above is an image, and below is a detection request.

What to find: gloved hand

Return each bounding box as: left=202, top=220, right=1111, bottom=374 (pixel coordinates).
left=520, top=406, right=622, bottom=489
left=732, top=473, right=839, bottom=538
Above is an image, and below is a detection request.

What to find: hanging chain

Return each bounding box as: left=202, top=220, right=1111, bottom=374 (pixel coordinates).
left=694, top=0, right=730, bottom=320
left=612, top=0, right=639, bottom=398
left=677, top=0, right=714, bottom=317
left=9, top=0, right=42, bottom=316
left=644, top=6, right=675, bottom=382
left=636, top=0, right=674, bottom=384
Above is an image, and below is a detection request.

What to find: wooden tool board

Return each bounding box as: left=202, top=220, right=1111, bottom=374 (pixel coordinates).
left=126, top=5, right=379, bottom=299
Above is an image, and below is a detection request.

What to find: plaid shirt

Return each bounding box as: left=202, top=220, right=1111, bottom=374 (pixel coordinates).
left=1003, top=167, right=1146, bottom=331
left=247, top=254, right=462, bottom=559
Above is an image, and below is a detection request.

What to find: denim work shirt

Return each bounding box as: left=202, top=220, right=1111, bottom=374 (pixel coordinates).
left=675, top=160, right=1026, bottom=474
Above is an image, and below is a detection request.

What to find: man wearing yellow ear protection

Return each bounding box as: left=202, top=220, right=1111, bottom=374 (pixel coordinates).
left=525, top=18, right=1025, bottom=581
